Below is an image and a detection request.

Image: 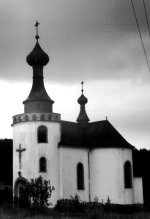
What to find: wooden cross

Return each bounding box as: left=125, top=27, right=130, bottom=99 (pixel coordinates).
left=16, top=144, right=26, bottom=170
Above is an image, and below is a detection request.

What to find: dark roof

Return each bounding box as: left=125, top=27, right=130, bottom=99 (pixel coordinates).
left=59, top=120, right=133, bottom=149
left=59, top=121, right=88, bottom=148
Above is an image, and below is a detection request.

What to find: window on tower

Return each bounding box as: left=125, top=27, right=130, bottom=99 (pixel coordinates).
left=39, top=157, right=47, bottom=172
left=37, top=125, right=48, bottom=143
left=77, top=162, right=84, bottom=190
left=124, top=161, right=132, bottom=188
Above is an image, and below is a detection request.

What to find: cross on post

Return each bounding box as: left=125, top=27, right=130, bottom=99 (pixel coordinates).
left=34, top=20, right=40, bottom=40
left=16, top=144, right=26, bottom=170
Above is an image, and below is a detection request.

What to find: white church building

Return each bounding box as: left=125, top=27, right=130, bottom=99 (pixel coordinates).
left=12, top=24, right=143, bottom=206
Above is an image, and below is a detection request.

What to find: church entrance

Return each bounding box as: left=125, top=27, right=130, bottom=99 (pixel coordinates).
left=14, top=177, right=30, bottom=207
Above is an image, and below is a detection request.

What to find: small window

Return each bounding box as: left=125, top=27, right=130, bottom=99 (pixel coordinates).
left=48, top=115, right=52, bottom=121
left=40, top=114, right=45, bottom=121
left=24, top=115, right=29, bottom=121
left=13, top=117, right=17, bottom=124
left=77, top=162, right=84, bottom=190
left=39, top=157, right=47, bottom=172
left=18, top=116, right=22, bottom=121
left=124, top=161, right=132, bottom=188
left=32, top=114, right=37, bottom=121
left=37, top=125, right=48, bottom=143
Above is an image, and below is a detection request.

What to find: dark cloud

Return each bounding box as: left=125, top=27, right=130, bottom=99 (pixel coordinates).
left=0, top=0, right=149, bottom=84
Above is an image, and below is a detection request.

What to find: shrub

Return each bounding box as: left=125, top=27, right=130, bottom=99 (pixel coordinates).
left=28, top=175, right=55, bottom=208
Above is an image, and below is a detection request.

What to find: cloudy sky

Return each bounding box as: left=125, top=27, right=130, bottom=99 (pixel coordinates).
left=0, top=0, right=150, bottom=149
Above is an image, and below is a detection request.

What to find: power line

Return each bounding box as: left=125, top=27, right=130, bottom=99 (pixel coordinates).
left=142, top=0, right=150, bottom=38
left=130, top=0, right=150, bottom=72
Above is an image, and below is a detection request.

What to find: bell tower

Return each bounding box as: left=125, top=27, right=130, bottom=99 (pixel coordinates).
left=12, top=22, right=60, bottom=206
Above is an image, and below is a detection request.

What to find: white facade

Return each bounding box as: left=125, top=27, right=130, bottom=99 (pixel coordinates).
left=90, top=148, right=134, bottom=204
left=58, top=146, right=143, bottom=205
left=133, top=178, right=143, bottom=204
left=13, top=113, right=61, bottom=205
left=58, top=147, right=89, bottom=202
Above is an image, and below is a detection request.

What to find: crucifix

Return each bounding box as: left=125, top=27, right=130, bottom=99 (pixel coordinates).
left=34, top=20, right=40, bottom=40
left=16, top=144, right=26, bottom=170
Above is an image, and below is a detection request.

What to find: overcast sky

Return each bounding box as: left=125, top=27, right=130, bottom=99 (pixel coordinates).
left=0, top=0, right=150, bottom=149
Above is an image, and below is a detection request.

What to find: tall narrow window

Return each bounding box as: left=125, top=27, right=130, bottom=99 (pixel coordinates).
left=39, top=157, right=47, bottom=172
left=124, top=161, right=132, bottom=188
left=77, top=162, right=84, bottom=190
left=37, top=125, right=48, bottom=143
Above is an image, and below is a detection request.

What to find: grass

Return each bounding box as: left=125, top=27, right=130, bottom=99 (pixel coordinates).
left=0, top=204, right=149, bottom=219
left=0, top=210, right=149, bottom=219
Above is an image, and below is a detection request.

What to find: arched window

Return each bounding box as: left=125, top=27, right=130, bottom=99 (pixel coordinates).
left=77, top=162, right=84, bottom=190
left=37, top=125, right=48, bottom=143
left=124, top=161, right=132, bottom=188
left=39, top=157, right=47, bottom=173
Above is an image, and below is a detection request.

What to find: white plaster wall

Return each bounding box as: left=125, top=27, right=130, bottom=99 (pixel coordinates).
left=58, top=147, right=89, bottom=202
left=90, top=148, right=134, bottom=204
left=133, top=177, right=143, bottom=204
left=13, top=120, right=61, bottom=206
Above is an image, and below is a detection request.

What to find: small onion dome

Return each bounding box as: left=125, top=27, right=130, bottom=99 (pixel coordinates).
left=26, top=41, right=49, bottom=67
left=77, top=94, right=88, bottom=105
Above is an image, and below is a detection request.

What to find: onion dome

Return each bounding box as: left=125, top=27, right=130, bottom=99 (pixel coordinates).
left=77, top=82, right=90, bottom=127
left=26, top=42, right=49, bottom=67
left=78, top=94, right=88, bottom=105
left=23, top=21, right=54, bottom=113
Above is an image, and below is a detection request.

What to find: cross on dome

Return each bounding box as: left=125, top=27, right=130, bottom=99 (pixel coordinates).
left=34, top=20, right=40, bottom=41
left=77, top=81, right=89, bottom=126
left=81, top=81, right=84, bottom=94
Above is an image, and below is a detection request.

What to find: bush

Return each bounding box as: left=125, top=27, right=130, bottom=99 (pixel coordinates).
left=28, top=175, right=55, bottom=208
left=55, top=195, right=144, bottom=215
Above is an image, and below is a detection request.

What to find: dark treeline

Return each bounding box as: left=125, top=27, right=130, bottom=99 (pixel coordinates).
left=133, top=148, right=150, bottom=205
left=0, top=139, right=150, bottom=205
left=0, top=139, right=12, bottom=186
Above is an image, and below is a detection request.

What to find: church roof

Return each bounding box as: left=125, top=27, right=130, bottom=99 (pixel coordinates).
left=23, top=21, right=54, bottom=113
left=59, top=120, right=133, bottom=149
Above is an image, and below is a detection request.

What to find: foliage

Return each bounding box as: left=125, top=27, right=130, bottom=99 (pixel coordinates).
left=106, top=197, right=111, bottom=205
left=28, top=175, right=55, bottom=208
left=70, top=194, right=80, bottom=202
left=56, top=195, right=144, bottom=216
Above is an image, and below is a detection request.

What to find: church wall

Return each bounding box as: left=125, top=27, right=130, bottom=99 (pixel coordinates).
left=133, top=177, right=143, bottom=204
left=90, top=148, right=134, bottom=204
left=13, top=120, right=61, bottom=206
left=58, top=147, right=89, bottom=202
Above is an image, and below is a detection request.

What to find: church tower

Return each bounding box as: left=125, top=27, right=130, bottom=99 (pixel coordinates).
left=12, top=22, right=60, bottom=205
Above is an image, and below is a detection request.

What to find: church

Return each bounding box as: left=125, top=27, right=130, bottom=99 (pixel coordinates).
left=12, top=23, right=143, bottom=206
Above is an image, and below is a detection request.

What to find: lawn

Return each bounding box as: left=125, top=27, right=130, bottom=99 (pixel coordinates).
left=0, top=207, right=149, bottom=219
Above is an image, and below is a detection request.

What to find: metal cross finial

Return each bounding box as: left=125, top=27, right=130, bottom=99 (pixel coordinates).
left=81, top=81, right=84, bottom=94
left=16, top=144, right=26, bottom=170
left=34, top=21, right=40, bottom=41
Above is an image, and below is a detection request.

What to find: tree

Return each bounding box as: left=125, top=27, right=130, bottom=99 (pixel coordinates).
left=28, top=175, right=55, bottom=208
